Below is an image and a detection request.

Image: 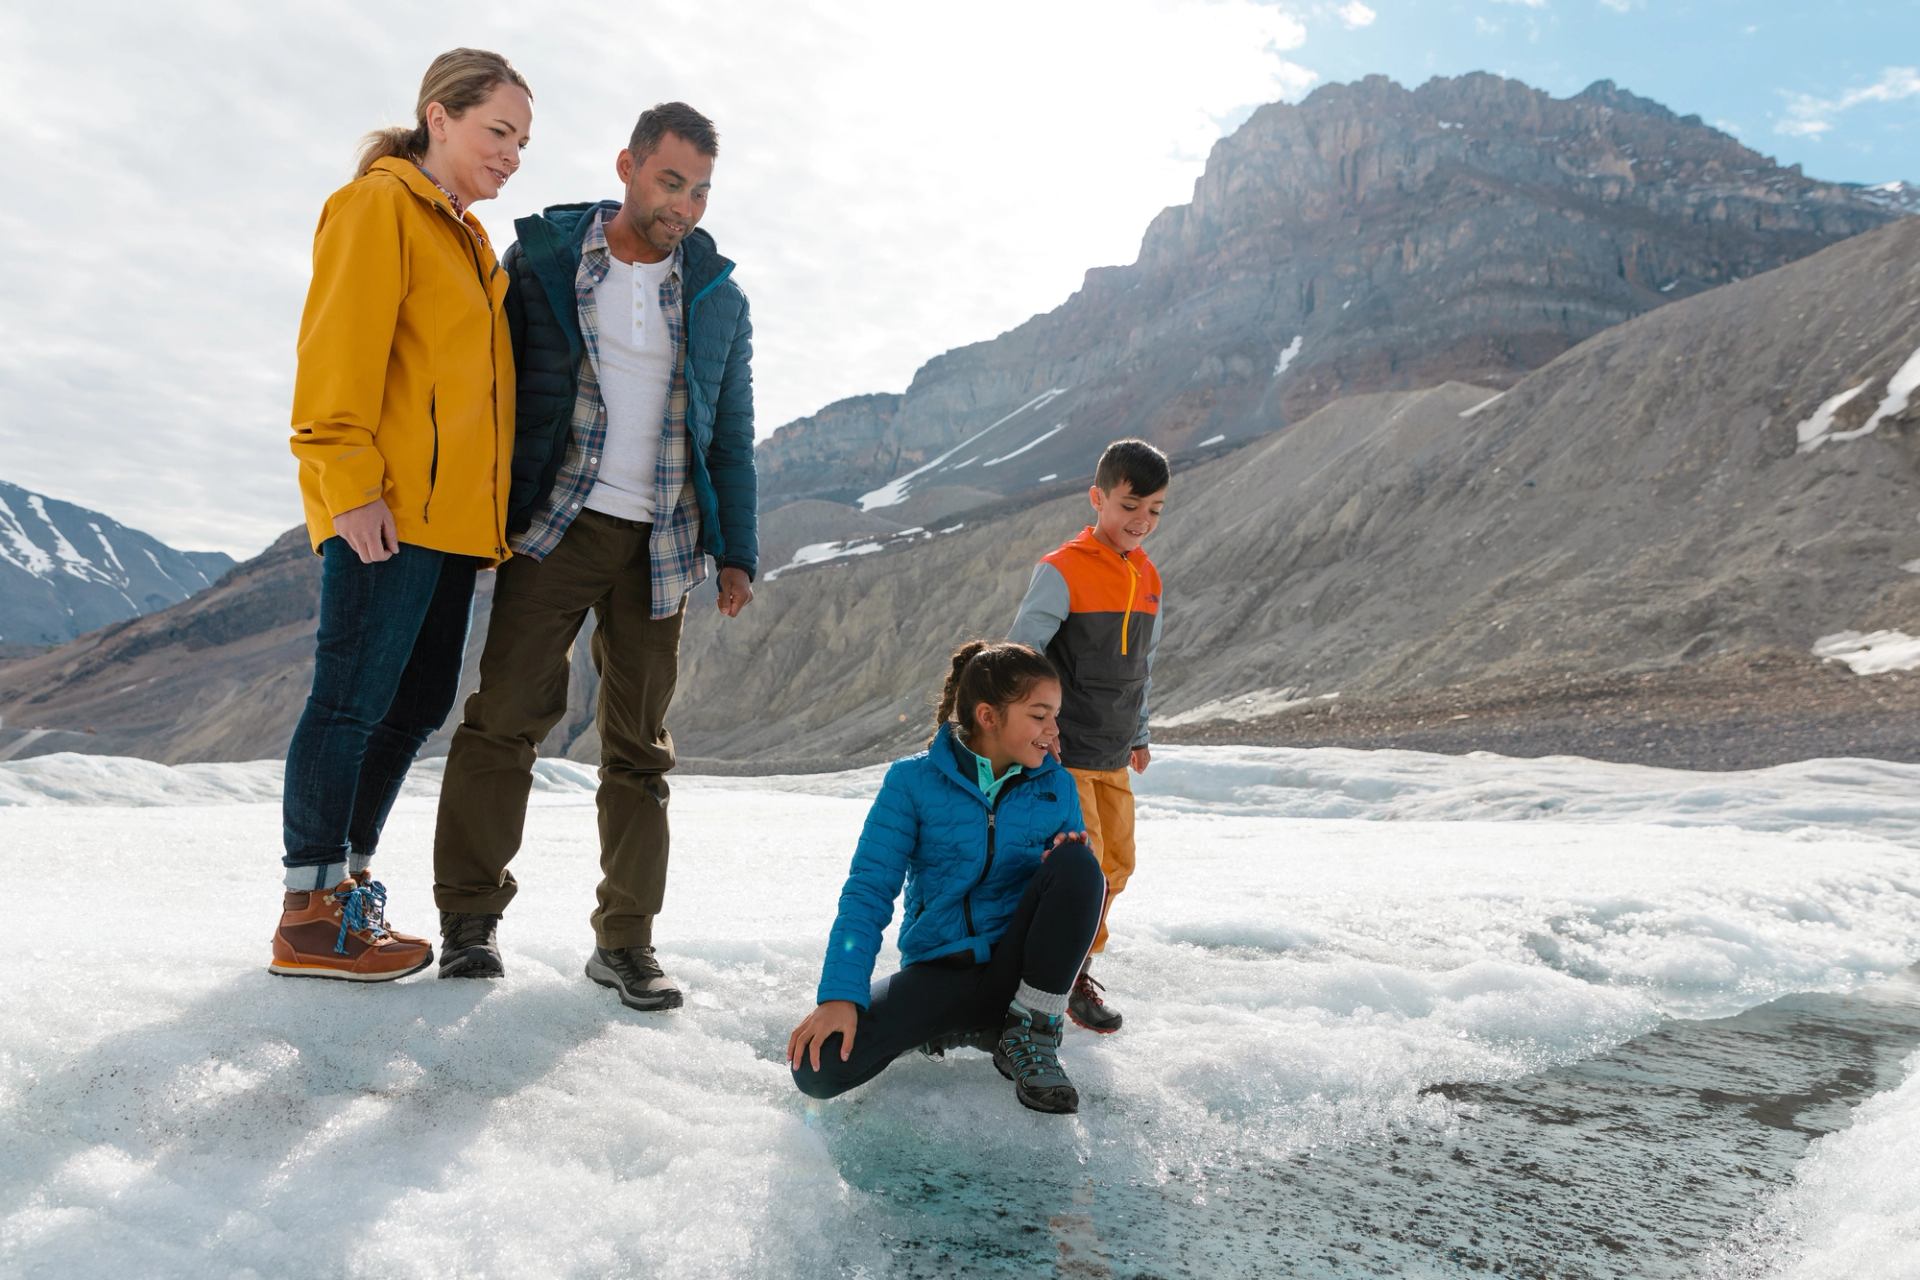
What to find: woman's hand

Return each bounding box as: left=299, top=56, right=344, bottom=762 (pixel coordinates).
left=787, top=1000, right=859, bottom=1072
left=333, top=498, right=399, bottom=564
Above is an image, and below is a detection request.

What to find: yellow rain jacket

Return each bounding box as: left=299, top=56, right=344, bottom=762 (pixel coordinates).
left=290, top=157, right=514, bottom=562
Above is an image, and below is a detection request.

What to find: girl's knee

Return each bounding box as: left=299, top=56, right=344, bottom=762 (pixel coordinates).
left=791, top=1065, right=845, bottom=1100
left=791, top=1036, right=856, bottom=1100
left=1047, top=839, right=1106, bottom=894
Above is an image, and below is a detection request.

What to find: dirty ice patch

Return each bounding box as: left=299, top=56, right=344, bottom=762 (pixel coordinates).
left=1813, top=630, right=1920, bottom=676
left=857, top=388, right=1067, bottom=511
left=1131, top=745, right=1920, bottom=845
left=1199, top=434, right=1226, bottom=447
left=1160, top=686, right=1338, bottom=727
left=0, top=754, right=604, bottom=809
left=1461, top=391, right=1506, bottom=418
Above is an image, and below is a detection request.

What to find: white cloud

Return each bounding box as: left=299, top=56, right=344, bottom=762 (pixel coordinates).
left=1336, top=1, right=1376, bottom=28
left=1491, top=0, right=1547, bottom=8
left=1597, top=0, right=1639, bottom=11
left=1778, top=66, right=1920, bottom=140
left=0, top=0, right=1317, bottom=557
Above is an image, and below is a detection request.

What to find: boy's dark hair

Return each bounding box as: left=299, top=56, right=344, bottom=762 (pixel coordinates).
left=1095, top=438, right=1170, bottom=496
left=935, top=641, right=1057, bottom=745
left=629, top=102, right=719, bottom=162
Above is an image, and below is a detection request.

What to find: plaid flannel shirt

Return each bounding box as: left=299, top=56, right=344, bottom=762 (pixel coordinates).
left=509, top=209, right=706, bottom=618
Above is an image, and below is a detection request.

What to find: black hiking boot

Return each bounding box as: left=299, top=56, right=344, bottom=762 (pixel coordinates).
left=438, top=911, right=504, bottom=979
left=1067, top=970, right=1123, bottom=1034
left=918, top=1025, right=1001, bottom=1060
left=992, top=1002, right=1078, bottom=1114
left=585, top=944, right=683, bottom=1011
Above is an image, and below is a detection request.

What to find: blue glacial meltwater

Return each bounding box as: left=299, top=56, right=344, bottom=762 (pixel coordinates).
left=810, top=971, right=1920, bottom=1278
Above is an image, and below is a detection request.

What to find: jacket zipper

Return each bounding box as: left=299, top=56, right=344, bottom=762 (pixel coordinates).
left=961, top=771, right=1032, bottom=937
left=434, top=202, right=507, bottom=558
left=1119, top=551, right=1139, bottom=656
left=424, top=394, right=440, bottom=522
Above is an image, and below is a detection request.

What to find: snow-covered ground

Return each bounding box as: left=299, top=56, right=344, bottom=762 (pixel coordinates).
left=4, top=746, right=1919, bottom=1277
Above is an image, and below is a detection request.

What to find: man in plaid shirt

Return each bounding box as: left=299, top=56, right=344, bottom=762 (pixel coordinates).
left=432, top=103, right=758, bottom=1010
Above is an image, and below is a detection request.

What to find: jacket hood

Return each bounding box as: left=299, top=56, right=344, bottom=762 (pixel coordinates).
left=368, top=156, right=490, bottom=239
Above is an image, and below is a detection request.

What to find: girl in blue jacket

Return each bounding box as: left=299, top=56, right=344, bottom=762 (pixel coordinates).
left=787, top=641, right=1107, bottom=1114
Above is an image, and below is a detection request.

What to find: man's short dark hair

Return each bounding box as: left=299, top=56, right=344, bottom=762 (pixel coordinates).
left=1095, top=438, right=1170, bottom=496
left=629, top=102, right=719, bottom=161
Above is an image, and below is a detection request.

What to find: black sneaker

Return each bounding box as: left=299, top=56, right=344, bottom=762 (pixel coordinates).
left=1067, top=971, right=1123, bottom=1034
left=918, top=1025, right=1001, bottom=1059
left=992, top=1002, right=1079, bottom=1114
left=585, top=944, right=683, bottom=1011
left=438, top=910, right=504, bottom=979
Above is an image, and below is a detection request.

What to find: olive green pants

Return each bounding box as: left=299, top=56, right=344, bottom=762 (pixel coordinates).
left=433, top=510, right=686, bottom=949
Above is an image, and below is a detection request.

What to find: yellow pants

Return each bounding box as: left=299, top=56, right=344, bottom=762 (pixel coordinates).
left=1068, top=766, right=1136, bottom=955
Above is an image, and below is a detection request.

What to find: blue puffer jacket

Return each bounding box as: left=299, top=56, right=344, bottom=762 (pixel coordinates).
left=501, top=201, right=757, bottom=576
left=816, top=725, right=1085, bottom=1007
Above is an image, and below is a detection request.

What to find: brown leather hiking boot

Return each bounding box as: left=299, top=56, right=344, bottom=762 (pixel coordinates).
left=351, top=869, right=429, bottom=947
left=269, top=880, right=433, bottom=981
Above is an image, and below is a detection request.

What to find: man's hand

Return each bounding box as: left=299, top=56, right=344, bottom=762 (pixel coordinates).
left=333, top=498, right=398, bottom=564
left=716, top=566, right=754, bottom=618
left=1130, top=745, right=1151, bottom=774
left=787, top=1000, right=859, bottom=1072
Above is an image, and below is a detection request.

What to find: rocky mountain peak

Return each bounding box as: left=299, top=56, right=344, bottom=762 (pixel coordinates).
left=749, top=73, right=1905, bottom=523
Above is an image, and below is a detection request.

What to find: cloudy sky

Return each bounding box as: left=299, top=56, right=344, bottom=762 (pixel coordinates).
left=2, top=0, right=1914, bottom=557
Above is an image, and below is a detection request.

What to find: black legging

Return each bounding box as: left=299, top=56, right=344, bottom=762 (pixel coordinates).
left=794, top=839, right=1106, bottom=1099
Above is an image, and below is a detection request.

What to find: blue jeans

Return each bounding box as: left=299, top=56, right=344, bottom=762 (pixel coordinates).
left=282, top=538, right=477, bottom=878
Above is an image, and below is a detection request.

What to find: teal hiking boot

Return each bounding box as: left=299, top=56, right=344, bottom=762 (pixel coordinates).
left=992, top=1001, right=1079, bottom=1114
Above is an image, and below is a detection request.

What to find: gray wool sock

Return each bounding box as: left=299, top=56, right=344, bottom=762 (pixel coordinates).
left=1014, top=982, right=1069, bottom=1019
left=285, top=861, right=349, bottom=892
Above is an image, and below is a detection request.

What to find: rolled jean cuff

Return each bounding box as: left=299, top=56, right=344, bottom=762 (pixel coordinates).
left=285, top=861, right=348, bottom=892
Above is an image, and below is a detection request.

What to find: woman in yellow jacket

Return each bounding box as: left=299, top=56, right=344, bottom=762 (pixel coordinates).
left=272, top=49, right=533, bottom=982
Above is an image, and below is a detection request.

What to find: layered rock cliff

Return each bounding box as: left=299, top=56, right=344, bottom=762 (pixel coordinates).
left=755, top=73, right=1904, bottom=519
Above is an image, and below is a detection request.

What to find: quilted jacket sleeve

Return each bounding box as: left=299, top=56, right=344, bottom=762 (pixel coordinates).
left=816, top=761, right=919, bottom=1008
left=710, top=289, right=758, bottom=577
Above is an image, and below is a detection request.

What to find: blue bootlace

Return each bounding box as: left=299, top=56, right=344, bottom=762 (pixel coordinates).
left=1003, top=1014, right=1065, bottom=1084
left=332, top=881, right=391, bottom=955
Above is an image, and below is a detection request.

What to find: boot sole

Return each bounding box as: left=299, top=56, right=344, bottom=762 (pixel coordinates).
left=439, top=948, right=505, bottom=979
left=993, top=1050, right=1079, bottom=1114
left=1066, top=1009, right=1123, bottom=1034
left=268, top=953, right=432, bottom=982
left=584, top=959, right=683, bottom=1011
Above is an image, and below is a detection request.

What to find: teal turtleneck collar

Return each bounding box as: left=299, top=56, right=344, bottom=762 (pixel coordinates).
left=949, top=730, right=1023, bottom=803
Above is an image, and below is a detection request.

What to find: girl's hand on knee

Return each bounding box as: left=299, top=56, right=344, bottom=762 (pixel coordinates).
left=1046, top=831, right=1089, bottom=857
left=788, top=1000, right=859, bottom=1072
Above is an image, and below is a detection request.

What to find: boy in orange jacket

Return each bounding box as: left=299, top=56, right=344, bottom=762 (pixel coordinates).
left=1007, top=439, right=1169, bottom=1032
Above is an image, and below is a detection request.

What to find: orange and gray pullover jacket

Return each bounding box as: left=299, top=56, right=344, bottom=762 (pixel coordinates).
left=1008, top=527, right=1163, bottom=773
